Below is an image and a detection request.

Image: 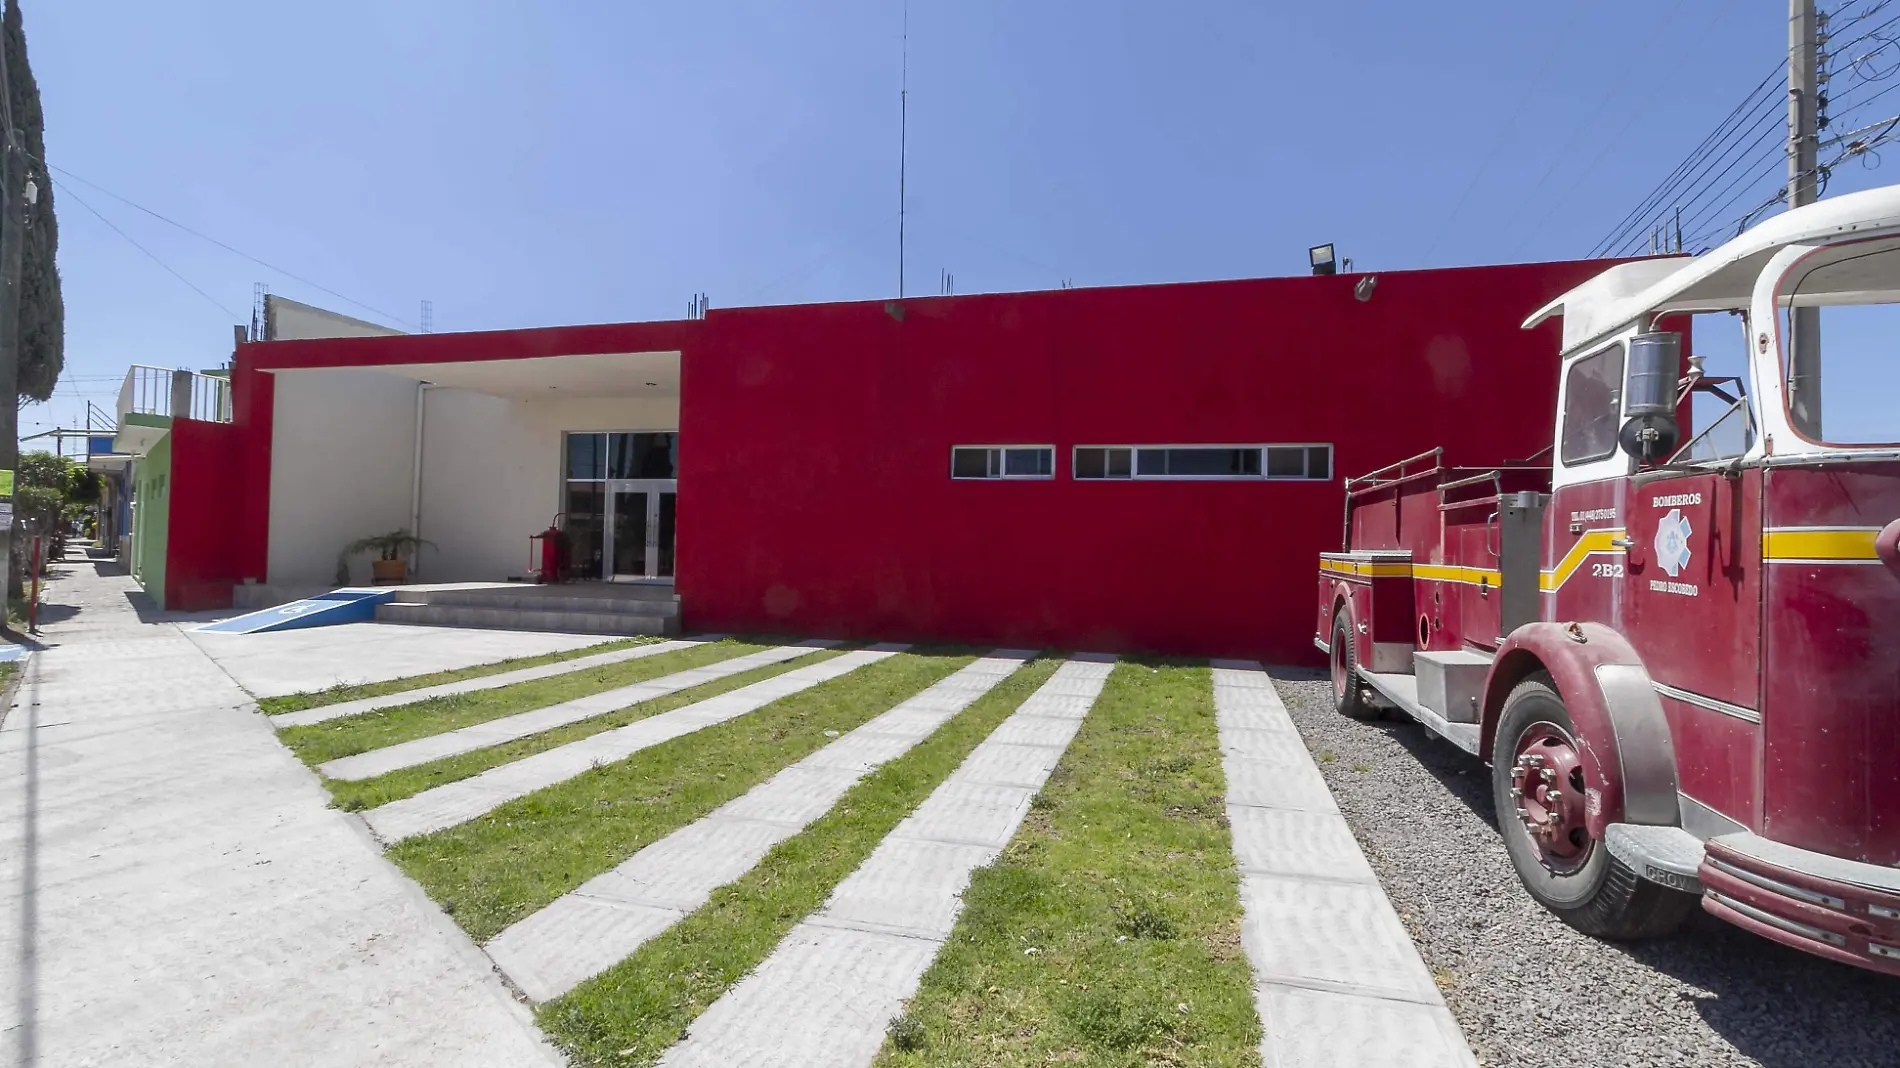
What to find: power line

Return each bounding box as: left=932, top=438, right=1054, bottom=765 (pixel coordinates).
left=55, top=180, right=244, bottom=322
left=736, top=211, right=903, bottom=305
left=1586, top=59, right=1786, bottom=256
left=42, top=163, right=415, bottom=330
left=1492, top=0, right=1706, bottom=257
left=1620, top=108, right=1792, bottom=255
left=1413, top=5, right=1583, bottom=266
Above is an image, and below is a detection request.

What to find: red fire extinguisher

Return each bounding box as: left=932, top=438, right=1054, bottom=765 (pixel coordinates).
left=530, top=516, right=568, bottom=584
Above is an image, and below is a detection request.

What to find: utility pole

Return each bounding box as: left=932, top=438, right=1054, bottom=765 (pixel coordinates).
left=1788, top=0, right=1823, bottom=436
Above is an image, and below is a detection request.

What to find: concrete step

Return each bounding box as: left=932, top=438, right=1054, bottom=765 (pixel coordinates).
left=374, top=601, right=680, bottom=637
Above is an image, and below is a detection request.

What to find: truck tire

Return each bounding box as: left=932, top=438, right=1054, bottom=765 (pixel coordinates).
left=1330, top=609, right=1378, bottom=721
left=1491, top=673, right=1694, bottom=940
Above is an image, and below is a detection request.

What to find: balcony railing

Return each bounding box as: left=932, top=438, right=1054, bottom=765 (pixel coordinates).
left=118, top=365, right=233, bottom=425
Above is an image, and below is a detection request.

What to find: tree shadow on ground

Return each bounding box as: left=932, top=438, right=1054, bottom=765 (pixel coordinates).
left=1272, top=665, right=1900, bottom=1068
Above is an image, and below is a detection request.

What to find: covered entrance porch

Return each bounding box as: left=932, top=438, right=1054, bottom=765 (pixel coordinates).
left=260, top=346, right=684, bottom=600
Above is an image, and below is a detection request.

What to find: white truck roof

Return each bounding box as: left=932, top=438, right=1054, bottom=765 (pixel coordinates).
left=1524, top=182, right=1900, bottom=355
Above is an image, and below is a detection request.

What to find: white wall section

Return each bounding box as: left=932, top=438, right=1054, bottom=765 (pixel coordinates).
left=268, top=370, right=421, bottom=586
left=417, top=392, right=678, bottom=581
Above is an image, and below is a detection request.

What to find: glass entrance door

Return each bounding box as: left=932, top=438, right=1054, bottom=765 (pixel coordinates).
left=607, top=479, right=676, bottom=579
left=565, top=431, right=679, bottom=581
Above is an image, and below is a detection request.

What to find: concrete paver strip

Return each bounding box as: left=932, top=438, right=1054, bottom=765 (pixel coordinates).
left=271, top=637, right=714, bottom=727
left=0, top=558, right=561, bottom=1067
left=317, top=641, right=821, bottom=780
left=653, top=655, right=1115, bottom=1068
left=486, top=651, right=1033, bottom=1002
left=189, top=621, right=610, bottom=699
left=361, top=644, right=907, bottom=844
left=1210, top=662, right=1478, bottom=1068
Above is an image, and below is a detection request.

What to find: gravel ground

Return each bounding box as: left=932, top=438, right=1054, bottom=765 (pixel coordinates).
left=1270, top=669, right=1900, bottom=1068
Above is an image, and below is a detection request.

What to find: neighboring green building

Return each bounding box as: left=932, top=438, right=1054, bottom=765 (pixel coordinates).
left=129, top=431, right=169, bottom=606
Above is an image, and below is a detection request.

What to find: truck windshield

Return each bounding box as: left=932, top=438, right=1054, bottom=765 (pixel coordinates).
left=1779, top=243, right=1900, bottom=447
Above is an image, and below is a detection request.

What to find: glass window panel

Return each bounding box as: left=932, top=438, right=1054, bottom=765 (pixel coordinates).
left=951, top=448, right=993, bottom=479
left=1306, top=445, right=1332, bottom=480
left=1265, top=446, right=1306, bottom=478
left=1004, top=447, right=1051, bottom=476
left=1560, top=344, right=1626, bottom=465
left=563, top=482, right=605, bottom=579
left=607, top=432, right=679, bottom=479
left=613, top=490, right=650, bottom=576
left=1074, top=447, right=1107, bottom=479
left=656, top=492, right=677, bottom=577
left=566, top=433, right=606, bottom=480
left=635, top=433, right=678, bottom=478
left=1165, top=448, right=1256, bottom=477
left=1136, top=449, right=1167, bottom=476
left=1106, top=448, right=1132, bottom=477
left=607, top=433, right=634, bottom=479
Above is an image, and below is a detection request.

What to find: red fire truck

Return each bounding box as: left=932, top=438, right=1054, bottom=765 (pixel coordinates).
left=1317, top=186, right=1900, bottom=973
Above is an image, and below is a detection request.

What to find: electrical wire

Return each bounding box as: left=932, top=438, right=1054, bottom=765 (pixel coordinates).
left=736, top=211, right=903, bottom=305
left=1587, top=61, right=1786, bottom=257
left=54, top=179, right=245, bottom=322
left=1580, top=2, right=1900, bottom=260
left=1624, top=113, right=1792, bottom=256
left=43, top=162, right=416, bottom=330
left=1593, top=100, right=1787, bottom=257
left=1413, top=4, right=1585, bottom=267
left=1488, top=0, right=1711, bottom=258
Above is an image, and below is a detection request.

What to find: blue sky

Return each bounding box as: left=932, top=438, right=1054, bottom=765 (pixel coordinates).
left=20, top=1, right=1893, bottom=444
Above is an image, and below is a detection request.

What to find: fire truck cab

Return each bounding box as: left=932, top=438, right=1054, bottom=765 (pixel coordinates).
left=1318, top=184, right=1900, bottom=973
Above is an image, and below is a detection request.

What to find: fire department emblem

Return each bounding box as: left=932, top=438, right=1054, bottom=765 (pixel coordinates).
left=1654, top=508, right=1693, bottom=578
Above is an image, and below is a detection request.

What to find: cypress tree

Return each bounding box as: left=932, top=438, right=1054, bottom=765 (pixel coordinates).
left=4, top=0, right=60, bottom=403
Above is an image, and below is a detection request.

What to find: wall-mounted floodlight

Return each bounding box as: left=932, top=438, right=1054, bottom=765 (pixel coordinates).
left=1309, top=244, right=1337, bottom=276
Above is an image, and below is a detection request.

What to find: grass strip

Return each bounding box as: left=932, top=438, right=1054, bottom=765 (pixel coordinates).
left=276, top=640, right=764, bottom=766
left=256, top=636, right=653, bottom=715
left=389, top=649, right=978, bottom=942
left=536, top=656, right=1063, bottom=1067
left=323, top=647, right=846, bottom=812
left=874, top=660, right=1262, bottom=1068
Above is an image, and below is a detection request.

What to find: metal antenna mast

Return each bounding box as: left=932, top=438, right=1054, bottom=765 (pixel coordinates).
left=898, top=0, right=908, bottom=298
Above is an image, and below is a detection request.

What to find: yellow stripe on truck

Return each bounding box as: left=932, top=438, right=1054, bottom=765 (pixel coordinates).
left=1412, top=563, right=1499, bottom=585
left=1539, top=528, right=1626, bottom=591
left=1762, top=527, right=1882, bottom=562
left=1320, top=528, right=1629, bottom=593
left=1318, top=559, right=1414, bottom=578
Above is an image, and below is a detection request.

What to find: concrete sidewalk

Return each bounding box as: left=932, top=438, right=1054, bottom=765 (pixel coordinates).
left=0, top=558, right=561, bottom=1067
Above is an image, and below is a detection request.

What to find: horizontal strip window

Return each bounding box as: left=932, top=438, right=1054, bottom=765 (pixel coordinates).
left=950, top=445, right=1054, bottom=480
left=1074, top=444, right=1332, bottom=481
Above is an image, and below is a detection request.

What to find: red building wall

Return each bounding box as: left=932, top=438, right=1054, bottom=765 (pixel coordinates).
left=679, top=262, right=1610, bottom=662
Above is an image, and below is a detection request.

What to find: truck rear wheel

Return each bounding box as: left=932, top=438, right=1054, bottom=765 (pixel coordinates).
left=1491, top=673, right=1694, bottom=940
left=1330, top=610, right=1378, bottom=721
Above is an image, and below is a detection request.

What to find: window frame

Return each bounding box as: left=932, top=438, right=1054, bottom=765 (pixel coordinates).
left=1072, top=443, right=1334, bottom=482
left=1557, top=342, right=1627, bottom=468
left=949, top=444, right=1056, bottom=481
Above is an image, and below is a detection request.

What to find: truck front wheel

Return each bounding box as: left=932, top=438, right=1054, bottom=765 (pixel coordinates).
left=1330, top=609, right=1378, bottom=720
left=1491, top=673, right=1694, bottom=940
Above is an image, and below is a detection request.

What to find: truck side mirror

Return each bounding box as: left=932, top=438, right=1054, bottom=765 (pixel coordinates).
left=1618, top=330, right=1681, bottom=463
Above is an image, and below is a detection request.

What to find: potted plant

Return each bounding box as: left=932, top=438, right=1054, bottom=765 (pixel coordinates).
left=342, top=529, right=435, bottom=585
